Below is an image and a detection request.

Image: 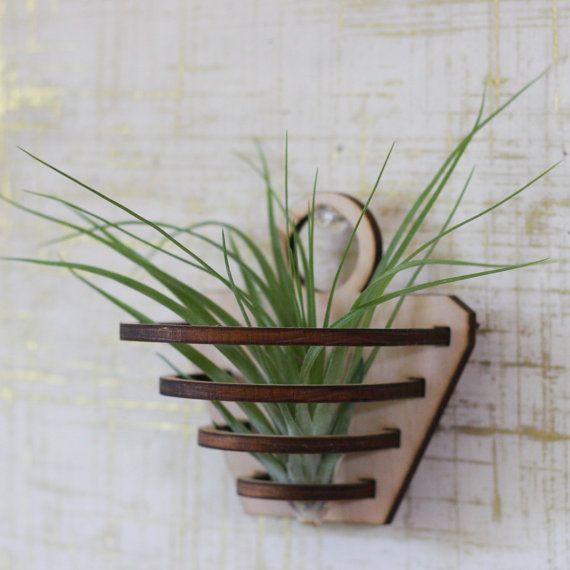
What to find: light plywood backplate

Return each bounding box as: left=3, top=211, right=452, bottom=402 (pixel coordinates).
left=205, top=294, right=476, bottom=524
left=194, top=193, right=478, bottom=524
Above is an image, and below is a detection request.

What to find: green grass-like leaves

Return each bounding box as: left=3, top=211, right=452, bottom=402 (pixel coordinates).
left=1, top=72, right=558, bottom=486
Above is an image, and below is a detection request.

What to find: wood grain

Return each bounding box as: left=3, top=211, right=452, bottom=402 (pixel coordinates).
left=160, top=375, right=426, bottom=403
left=120, top=323, right=451, bottom=346
left=2, top=0, right=567, bottom=565
left=237, top=474, right=376, bottom=501
left=198, top=425, right=400, bottom=453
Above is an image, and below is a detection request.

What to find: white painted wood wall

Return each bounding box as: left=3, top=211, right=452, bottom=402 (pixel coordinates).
left=0, top=1, right=568, bottom=568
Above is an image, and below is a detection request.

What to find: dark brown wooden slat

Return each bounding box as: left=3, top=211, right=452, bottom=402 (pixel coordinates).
left=120, top=323, right=450, bottom=347
left=237, top=474, right=376, bottom=501
left=160, top=375, right=426, bottom=403
left=198, top=425, right=400, bottom=454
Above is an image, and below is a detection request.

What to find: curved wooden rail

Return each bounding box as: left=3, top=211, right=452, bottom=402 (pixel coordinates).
left=287, top=192, right=383, bottom=294
left=198, top=425, right=400, bottom=454
left=120, top=323, right=450, bottom=347
left=237, top=474, right=376, bottom=501
left=160, top=375, right=426, bottom=403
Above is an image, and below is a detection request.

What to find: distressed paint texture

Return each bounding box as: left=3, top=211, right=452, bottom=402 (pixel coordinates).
left=0, top=1, right=569, bottom=569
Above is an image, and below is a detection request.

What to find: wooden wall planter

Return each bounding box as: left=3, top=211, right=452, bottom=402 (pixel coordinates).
left=120, top=193, right=477, bottom=525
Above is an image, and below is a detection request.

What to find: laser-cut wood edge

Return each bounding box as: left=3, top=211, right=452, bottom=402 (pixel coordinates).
left=198, top=425, right=401, bottom=454
left=383, top=295, right=477, bottom=523
left=160, top=375, right=426, bottom=403
left=121, top=323, right=450, bottom=347
left=237, top=474, right=376, bottom=501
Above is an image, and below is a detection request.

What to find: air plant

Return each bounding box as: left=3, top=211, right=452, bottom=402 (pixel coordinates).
left=1, top=72, right=558, bottom=523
